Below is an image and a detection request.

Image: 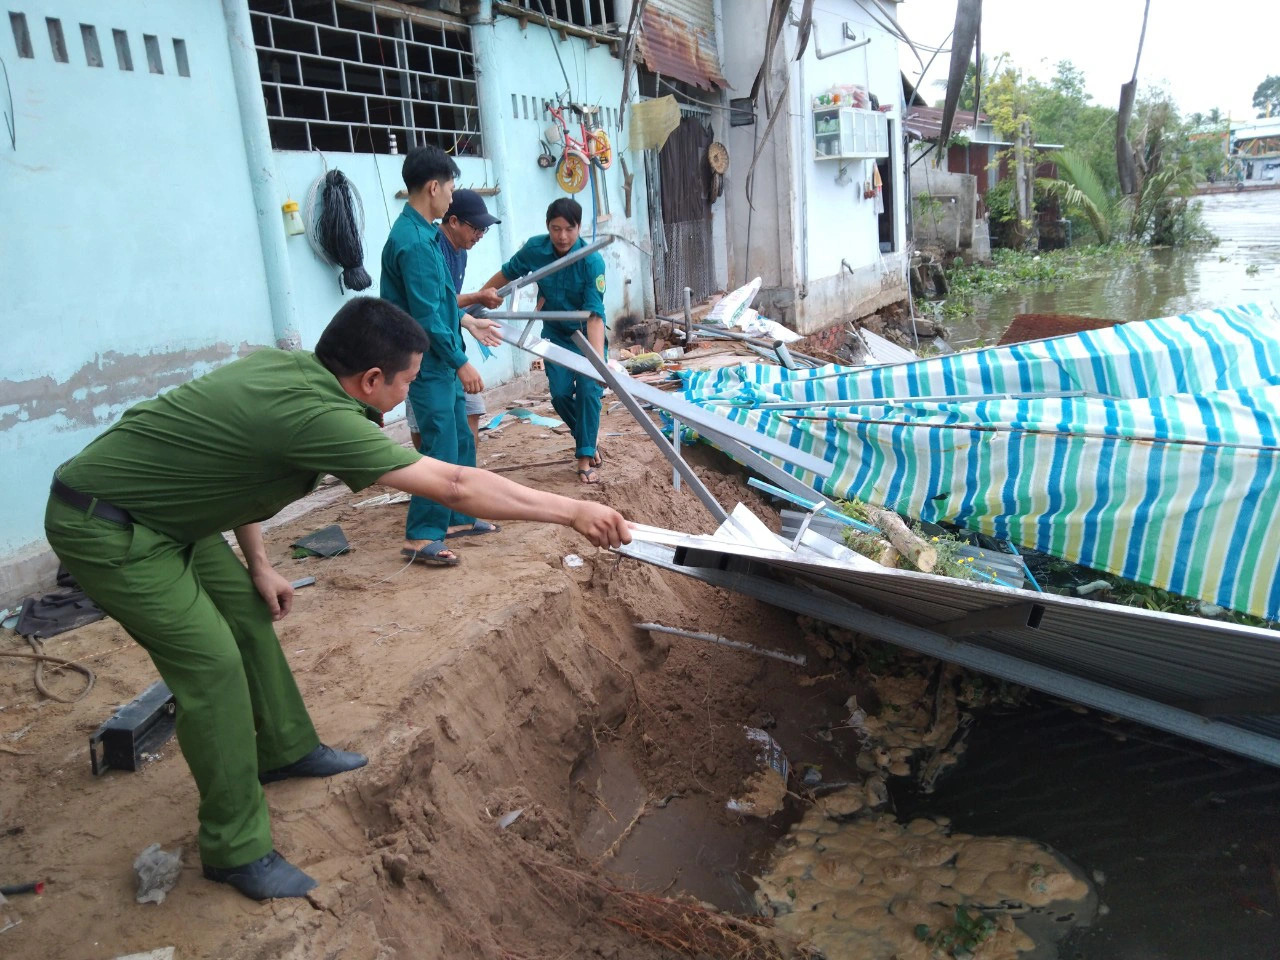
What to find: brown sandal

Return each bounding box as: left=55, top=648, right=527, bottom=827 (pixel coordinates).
left=576, top=467, right=602, bottom=484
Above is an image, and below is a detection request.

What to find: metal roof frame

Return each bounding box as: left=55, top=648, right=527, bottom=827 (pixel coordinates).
left=617, top=522, right=1280, bottom=767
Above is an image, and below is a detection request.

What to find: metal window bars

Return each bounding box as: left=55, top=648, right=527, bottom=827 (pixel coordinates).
left=500, top=0, right=618, bottom=34
left=247, top=0, right=481, bottom=156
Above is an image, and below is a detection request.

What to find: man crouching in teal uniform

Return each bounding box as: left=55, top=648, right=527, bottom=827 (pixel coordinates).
left=482, top=198, right=608, bottom=484
left=44, top=297, right=630, bottom=900
left=381, top=145, right=500, bottom=565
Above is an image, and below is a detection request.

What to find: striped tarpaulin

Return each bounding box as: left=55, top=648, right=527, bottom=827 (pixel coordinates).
left=677, top=303, right=1280, bottom=620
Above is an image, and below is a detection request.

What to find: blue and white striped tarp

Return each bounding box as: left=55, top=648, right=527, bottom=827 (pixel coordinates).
left=677, top=303, right=1280, bottom=620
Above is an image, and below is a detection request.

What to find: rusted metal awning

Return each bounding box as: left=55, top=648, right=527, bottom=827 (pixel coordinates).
left=635, top=4, right=725, bottom=91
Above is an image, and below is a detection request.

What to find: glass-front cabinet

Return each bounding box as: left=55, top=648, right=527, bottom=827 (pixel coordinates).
left=813, top=106, right=889, bottom=161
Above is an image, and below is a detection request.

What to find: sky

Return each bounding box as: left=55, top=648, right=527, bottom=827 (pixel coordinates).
left=893, top=0, right=1280, bottom=121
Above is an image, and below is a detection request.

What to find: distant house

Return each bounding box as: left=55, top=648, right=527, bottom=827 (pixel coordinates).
left=904, top=104, right=1061, bottom=254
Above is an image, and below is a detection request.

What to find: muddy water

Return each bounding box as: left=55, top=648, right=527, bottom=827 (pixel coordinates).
left=895, top=699, right=1280, bottom=958
left=949, top=190, right=1280, bottom=346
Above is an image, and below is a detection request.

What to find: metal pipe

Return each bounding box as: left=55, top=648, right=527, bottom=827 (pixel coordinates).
left=683, top=286, right=695, bottom=347
left=221, top=0, right=301, bottom=350
left=705, top=389, right=1093, bottom=410
left=747, top=478, right=880, bottom=534
left=469, top=0, right=514, bottom=256
left=636, top=622, right=807, bottom=666
left=478, top=310, right=592, bottom=321
left=569, top=331, right=729, bottom=524
left=774, top=341, right=798, bottom=369
left=495, top=324, right=833, bottom=478
left=495, top=236, right=615, bottom=298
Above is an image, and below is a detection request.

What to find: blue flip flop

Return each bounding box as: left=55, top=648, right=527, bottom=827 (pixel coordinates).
left=400, top=541, right=460, bottom=566
left=446, top=520, right=501, bottom=539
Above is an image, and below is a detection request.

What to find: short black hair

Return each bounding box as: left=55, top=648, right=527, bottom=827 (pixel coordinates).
left=315, top=297, right=428, bottom=378
left=402, top=145, right=460, bottom=194
left=546, top=197, right=583, bottom=227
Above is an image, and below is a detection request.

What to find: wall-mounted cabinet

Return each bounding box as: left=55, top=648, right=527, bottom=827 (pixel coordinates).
left=813, top=106, right=889, bottom=161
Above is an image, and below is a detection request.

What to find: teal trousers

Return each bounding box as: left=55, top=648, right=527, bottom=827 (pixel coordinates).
left=44, top=496, right=319, bottom=867
left=544, top=336, right=605, bottom=459
left=405, top=367, right=476, bottom=542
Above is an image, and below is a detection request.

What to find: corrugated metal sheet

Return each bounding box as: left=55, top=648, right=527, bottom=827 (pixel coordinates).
left=636, top=2, right=725, bottom=91
left=619, top=519, right=1280, bottom=766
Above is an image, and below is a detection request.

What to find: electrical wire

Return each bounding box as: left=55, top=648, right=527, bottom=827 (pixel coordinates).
left=305, top=169, right=372, bottom=291
left=2, top=638, right=95, bottom=703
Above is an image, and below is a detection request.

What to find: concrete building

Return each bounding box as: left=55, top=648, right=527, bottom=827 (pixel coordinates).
left=718, top=1, right=910, bottom=334
left=0, top=0, right=907, bottom=602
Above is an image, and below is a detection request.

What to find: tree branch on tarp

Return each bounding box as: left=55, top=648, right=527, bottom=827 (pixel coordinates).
left=936, top=0, right=982, bottom=162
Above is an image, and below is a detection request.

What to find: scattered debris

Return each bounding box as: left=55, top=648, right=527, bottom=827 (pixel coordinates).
left=727, top=727, right=790, bottom=818
left=133, top=843, right=182, bottom=905
left=90, top=681, right=176, bottom=776
left=291, top=524, right=350, bottom=559
left=353, top=491, right=411, bottom=507
left=497, top=808, right=525, bottom=830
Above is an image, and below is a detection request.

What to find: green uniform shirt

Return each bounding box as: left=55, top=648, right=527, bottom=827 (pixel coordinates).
left=380, top=204, right=468, bottom=371
left=58, top=350, right=421, bottom=543
left=502, top=235, right=606, bottom=345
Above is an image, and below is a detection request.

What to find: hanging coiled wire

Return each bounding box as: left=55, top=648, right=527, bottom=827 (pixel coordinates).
left=304, top=169, right=372, bottom=291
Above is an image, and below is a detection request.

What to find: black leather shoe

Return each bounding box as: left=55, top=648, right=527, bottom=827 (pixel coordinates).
left=202, top=850, right=317, bottom=900
left=259, top=744, right=368, bottom=784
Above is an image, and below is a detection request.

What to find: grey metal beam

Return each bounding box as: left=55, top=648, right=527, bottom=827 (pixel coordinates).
left=934, top=602, right=1045, bottom=637
left=494, top=236, right=615, bottom=298
left=616, top=540, right=1280, bottom=767
left=479, top=310, right=592, bottom=321
left=495, top=325, right=833, bottom=479
left=570, top=331, right=728, bottom=524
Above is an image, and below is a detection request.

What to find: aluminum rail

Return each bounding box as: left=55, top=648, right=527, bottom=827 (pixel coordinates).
left=617, top=539, right=1280, bottom=767
left=478, top=311, right=592, bottom=321
left=493, top=236, right=615, bottom=299
left=570, top=331, right=729, bottom=524
left=704, top=389, right=1095, bottom=410
left=494, top=323, right=833, bottom=481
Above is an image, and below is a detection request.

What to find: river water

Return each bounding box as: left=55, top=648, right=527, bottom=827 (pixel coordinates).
left=949, top=190, right=1280, bottom=346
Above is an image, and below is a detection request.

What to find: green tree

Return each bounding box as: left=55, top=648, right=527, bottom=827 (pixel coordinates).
left=1254, top=75, right=1280, bottom=118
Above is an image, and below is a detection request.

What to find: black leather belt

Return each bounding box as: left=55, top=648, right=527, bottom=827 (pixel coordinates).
left=50, top=475, right=134, bottom=526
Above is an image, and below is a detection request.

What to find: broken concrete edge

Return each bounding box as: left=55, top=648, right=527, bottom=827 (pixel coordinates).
left=0, top=371, right=546, bottom=610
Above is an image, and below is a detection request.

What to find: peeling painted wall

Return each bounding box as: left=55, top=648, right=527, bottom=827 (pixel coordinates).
left=0, top=1, right=274, bottom=566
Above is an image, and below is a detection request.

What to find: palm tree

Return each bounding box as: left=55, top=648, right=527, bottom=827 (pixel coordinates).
left=1038, top=149, right=1124, bottom=244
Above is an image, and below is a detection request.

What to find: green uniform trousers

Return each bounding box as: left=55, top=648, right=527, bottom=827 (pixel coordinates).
left=405, top=367, right=476, bottom=542
left=44, top=495, right=319, bottom=868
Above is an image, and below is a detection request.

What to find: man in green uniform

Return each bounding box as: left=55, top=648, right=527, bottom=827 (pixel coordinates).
left=482, top=198, right=608, bottom=484
left=44, top=297, right=630, bottom=900
left=382, top=146, right=500, bottom=566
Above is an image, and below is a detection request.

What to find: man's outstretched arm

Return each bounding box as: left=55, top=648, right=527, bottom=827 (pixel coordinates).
left=378, top=459, right=631, bottom=547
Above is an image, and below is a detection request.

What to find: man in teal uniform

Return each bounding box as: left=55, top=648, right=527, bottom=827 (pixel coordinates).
left=482, top=198, right=607, bottom=484
left=44, top=297, right=630, bottom=900
left=381, top=146, right=499, bottom=565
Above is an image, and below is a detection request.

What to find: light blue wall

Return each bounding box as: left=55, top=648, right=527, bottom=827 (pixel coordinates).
left=0, top=3, right=653, bottom=582
left=0, top=1, right=273, bottom=559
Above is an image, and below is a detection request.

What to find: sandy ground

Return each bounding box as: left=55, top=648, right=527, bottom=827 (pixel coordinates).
left=0, top=391, right=818, bottom=960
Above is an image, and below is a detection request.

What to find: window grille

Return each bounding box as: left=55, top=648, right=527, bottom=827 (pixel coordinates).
left=502, top=0, right=617, bottom=33
left=248, top=0, right=481, bottom=156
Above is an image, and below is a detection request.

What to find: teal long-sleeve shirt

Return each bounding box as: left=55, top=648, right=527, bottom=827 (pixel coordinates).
left=380, top=205, right=469, bottom=371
